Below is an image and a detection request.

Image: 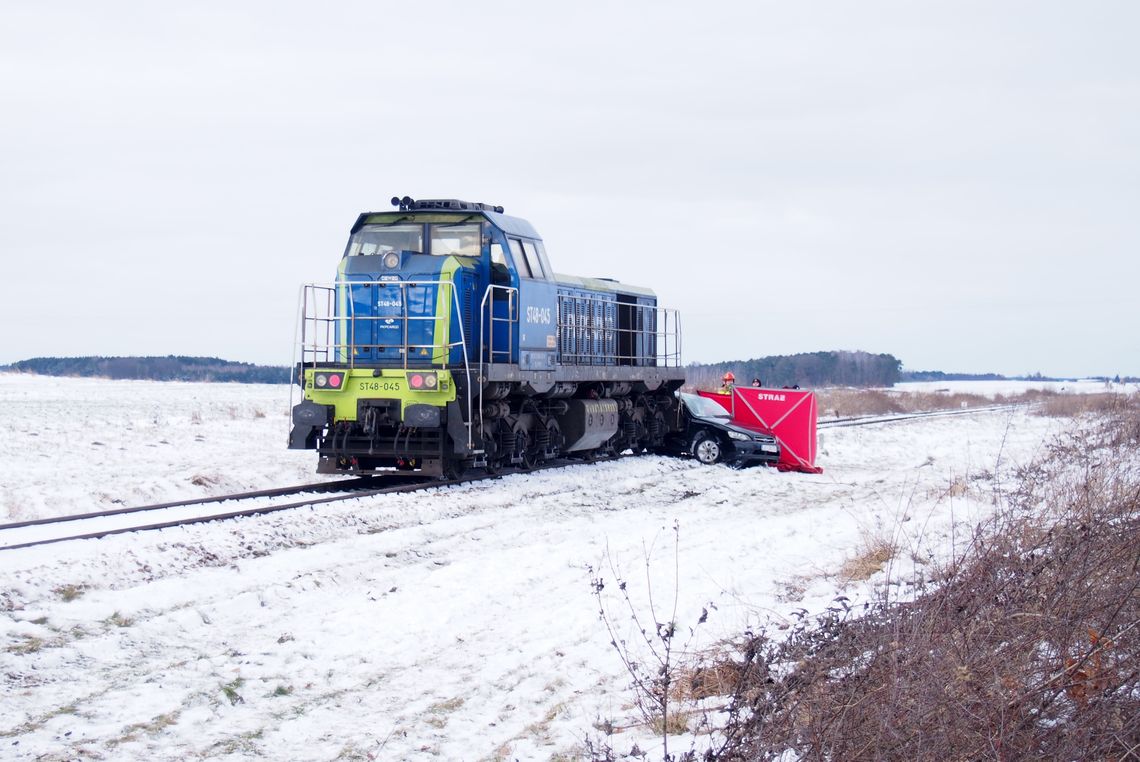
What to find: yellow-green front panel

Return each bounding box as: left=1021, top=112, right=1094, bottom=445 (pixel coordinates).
left=303, top=368, right=457, bottom=421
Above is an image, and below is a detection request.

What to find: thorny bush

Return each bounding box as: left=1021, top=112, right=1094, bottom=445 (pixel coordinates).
left=704, top=394, right=1140, bottom=760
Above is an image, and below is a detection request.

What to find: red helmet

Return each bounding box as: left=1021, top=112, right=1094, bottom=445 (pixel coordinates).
left=723, top=372, right=735, bottom=382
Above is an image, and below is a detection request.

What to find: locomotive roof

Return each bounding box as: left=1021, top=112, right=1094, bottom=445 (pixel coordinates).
left=555, top=273, right=657, bottom=298
left=353, top=197, right=541, bottom=240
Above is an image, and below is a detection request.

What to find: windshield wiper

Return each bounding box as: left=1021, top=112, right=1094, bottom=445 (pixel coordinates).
left=435, top=215, right=477, bottom=228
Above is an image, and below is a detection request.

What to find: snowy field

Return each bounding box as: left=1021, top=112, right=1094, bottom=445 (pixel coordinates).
left=1, top=374, right=1070, bottom=759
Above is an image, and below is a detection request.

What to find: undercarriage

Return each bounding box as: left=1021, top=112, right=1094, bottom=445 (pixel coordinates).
left=310, top=379, right=680, bottom=479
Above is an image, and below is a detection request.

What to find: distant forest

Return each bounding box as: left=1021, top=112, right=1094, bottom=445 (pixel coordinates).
left=3, top=353, right=1131, bottom=388
left=688, top=350, right=903, bottom=390
left=2, top=356, right=290, bottom=384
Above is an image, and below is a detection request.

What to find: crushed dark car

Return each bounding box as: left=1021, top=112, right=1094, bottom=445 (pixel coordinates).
left=664, top=392, right=781, bottom=466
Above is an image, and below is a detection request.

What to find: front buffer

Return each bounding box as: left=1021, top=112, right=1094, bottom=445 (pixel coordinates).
left=289, top=367, right=464, bottom=477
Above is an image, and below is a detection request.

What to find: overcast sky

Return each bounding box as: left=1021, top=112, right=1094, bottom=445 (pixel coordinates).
left=2, top=1, right=1137, bottom=377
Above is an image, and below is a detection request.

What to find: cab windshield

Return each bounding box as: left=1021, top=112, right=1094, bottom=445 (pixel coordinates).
left=346, top=222, right=481, bottom=258
left=347, top=224, right=423, bottom=256
left=681, top=393, right=731, bottom=418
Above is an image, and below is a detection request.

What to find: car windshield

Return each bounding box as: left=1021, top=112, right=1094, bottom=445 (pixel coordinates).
left=681, top=393, right=731, bottom=418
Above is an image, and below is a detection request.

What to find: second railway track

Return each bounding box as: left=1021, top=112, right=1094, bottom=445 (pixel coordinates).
left=817, top=403, right=1024, bottom=429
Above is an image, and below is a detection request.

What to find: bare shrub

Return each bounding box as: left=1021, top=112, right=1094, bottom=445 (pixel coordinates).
left=817, top=387, right=1140, bottom=423
left=1033, top=391, right=1140, bottom=419
left=589, top=523, right=711, bottom=760
left=817, top=389, right=1005, bottom=418
left=710, top=403, right=1140, bottom=761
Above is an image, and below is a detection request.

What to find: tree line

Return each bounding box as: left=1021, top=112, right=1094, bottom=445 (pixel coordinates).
left=1, top=356, right=290, bottom=384
left=688, top=350, right=903, bottom=390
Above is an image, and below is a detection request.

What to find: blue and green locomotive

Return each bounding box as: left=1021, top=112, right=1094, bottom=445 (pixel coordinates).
left=288, top=197, right=685, bottom=478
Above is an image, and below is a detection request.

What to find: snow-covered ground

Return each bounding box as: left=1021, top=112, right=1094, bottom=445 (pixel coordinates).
left=1, top=374, right=1068, bottom=759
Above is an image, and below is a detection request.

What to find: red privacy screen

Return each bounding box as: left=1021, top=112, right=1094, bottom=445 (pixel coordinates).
left=698, top=387, right=823, bottom=473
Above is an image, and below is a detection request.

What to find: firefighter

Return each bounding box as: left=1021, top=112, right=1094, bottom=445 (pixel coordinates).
left=718, top=371, right=735, bottom=394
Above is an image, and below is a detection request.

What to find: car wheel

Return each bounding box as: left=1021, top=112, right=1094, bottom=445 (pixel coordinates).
left=691, top=430, right=724, bottom=465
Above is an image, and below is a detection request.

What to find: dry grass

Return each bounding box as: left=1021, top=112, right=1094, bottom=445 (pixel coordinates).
left=838, top=534, right=896, bottom=583
left=816, top=386, right=1140, bottom=420
left=672, top=656, right=748, bottom=702
left=706, top=396, right=1140, bottom=761
left=816, top=388, right=997, bottom=418
left=1032, top=391, right=1138, bottom=418
left=52, top=584, right=86, bottom=602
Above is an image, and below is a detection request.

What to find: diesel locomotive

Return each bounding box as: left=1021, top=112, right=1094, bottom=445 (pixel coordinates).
left=288, top=197, right=685, bottom=478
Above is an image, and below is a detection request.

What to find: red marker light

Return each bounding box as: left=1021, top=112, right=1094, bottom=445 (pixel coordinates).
left=329, top=374, right=342, bottom=388
left=410, top=374, right=424, bottom=389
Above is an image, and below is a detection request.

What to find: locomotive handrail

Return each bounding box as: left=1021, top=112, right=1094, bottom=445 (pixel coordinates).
left=479, top=284, right=518, bottom=369
left=477, top=284, right=519, bottom=457
left=553, top=291, right=682, bottom=367
left=296, top=279, right=465, bottom=368
left=293, top=279, right=477, bottom=451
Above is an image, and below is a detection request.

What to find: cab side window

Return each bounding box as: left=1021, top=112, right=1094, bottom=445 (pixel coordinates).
left=534, top=241, right=554, bottom=277
left=490, top=243, right=507, bottom=267
left=489, top=243, right=510, bottom=285
left=508, top=239, right=532, bottom=278
left=521, top=240, right=546, bottom=279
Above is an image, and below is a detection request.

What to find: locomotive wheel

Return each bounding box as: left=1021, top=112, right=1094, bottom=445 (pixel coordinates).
left=516, top=428, right=538, bottom=471
left=443, top=457, right=468, bottom=481
left=691, top=430, right=724, bottom=465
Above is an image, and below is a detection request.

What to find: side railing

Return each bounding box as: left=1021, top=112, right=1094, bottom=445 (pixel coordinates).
left=555, top=293, right=683, bottom=368
left=292, top=280, right=477, bottom=451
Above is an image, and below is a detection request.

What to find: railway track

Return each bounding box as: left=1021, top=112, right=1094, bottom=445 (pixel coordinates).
left=2, top=405, right=1025, bottom=552
left=0, top=475, right=433, bottom=551
left=817, top=403, right=1024, bottom=430
left=0, top=458, right=598, bottom=552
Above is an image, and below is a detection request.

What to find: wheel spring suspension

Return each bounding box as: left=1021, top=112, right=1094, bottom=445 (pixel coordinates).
left=498, top=426, right=517, bottom=455
left=534, top=424, right=551, bottom=452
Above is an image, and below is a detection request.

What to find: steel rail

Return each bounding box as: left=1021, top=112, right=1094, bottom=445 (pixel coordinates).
left=0, top=477, right=444, bottom=552
left=0, top=477, right=390, bottom=532
left=0, top=456, right=611, bottom=552
left=817, top=403, right=1024, bottom=429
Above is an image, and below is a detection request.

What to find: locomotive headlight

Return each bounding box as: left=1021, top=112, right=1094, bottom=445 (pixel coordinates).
left=383, top=252, right=400, bottom=269
left=313, top=372, right=344, bottom=390
left=406, top=371, right=438, bottom=390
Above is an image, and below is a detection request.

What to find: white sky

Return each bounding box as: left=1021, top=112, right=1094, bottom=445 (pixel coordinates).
left=1, top=1, right=1137, bottom=377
